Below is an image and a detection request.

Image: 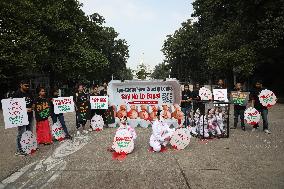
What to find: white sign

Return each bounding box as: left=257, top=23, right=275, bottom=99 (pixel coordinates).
left=91, top=114, right=104, bottom=131
left=108, top=80, right=181, bottom=107
left=258, top=89, right=277, bottom=108
left=112, top=128, right=134, bottom=154
left=53, top=96, right=75, bottom=114
left=213, top=89, right=228, bottom=101
left=52, top=122, right=66, bottom=141
left=199, top=87, right=213, bottom=100
left=170, top=128, right=191, bottom=150
left=90, top=96, right=108, bottom=109
left=20, top=131, right=37, bottom=155
left=1, top=98, right=29, bottom=129
left=244, top=107, right=260, bottom=125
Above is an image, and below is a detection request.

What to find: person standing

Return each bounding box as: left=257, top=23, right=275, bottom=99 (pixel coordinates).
left=50, top=87, right=72, bottom=139
left=231, top=83, right=246, bottom=131
left=13, top=80, right=34, bottom=156
left=251, top=80, right=271, bottom=134
left=74, top=84, right=90, bottom=135
left=89, top=85, right=101, bottom=131
left=181, top=83, right=192, bottom=127
left=34, top=87, right=53, bottom=145
left=215, top=79, right=226, bottom=89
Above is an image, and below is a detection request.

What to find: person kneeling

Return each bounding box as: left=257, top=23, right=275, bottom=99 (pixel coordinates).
left=150, top=110, right=175, bottom=152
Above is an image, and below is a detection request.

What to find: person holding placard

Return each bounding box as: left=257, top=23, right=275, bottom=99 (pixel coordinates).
left=34, top=87, right=53, bottom=145
left=74, top=84, right=90, bottom=135
left=231, top=83, right=246, bottom=131
left=181, top=83, right=192, bottom=127
left=251, top=80, right=271, bottom=134
left=50, top=87, right=72, bottom=139
left=13, top=79, right=34, bottom=156
left=149, top=110, right=175, bottom=152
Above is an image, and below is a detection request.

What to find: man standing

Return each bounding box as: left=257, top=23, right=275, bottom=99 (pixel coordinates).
left=13, top=79, right=34, bottom=156
left=181, top=83, right=192, bottom=126
left=251, top=80, right=271, bottom=134
left=231, top=83, right=246, bottom=131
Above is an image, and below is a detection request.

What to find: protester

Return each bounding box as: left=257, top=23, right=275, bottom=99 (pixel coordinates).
left=89, top=85, right=101, bottom=132
left=149, top=110, right=175, bottom=152
left=191, top=83, right=205, bottom=115
left=34, top=87, right=53, bottom=145
left=181, top=83, right=192, bottom=126
left=231, top=83, right=246, bottom=131
left=251, top=80, right=271, bottom=134
left=13, top=79, right=34, bottom=156
left=100, top=82, right=108, bottom=96
left=215, top=79, right=226, bottom=89
left=50, top=87, right=72, bottom=139
left=74, top=84, right=90, bottom=135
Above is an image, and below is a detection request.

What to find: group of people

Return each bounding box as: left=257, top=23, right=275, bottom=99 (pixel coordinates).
left=13, top=80, right=108, bottom=156
left=180, top=79, right=271, bottom=136
left=11, top=78, right=271, bottom=156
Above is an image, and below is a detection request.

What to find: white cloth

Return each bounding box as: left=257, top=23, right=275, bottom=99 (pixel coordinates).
left=149, top=120, right=175, bottom=152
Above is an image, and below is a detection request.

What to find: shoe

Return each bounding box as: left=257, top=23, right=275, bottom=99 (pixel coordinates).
left=76, top=130, right=81, bottom=136
left=264, top=129, right=271, bottom=134
left=82, top=130, right=88, bottom=134
left=15, top=151, right=27, bottom=156
left=241, top=126, right=245, bottom=131
left=88, top=128, right=93, bottom=132
left=252, top=127, right=258, bottom=132
left=65, top=135, right=73, bottom=140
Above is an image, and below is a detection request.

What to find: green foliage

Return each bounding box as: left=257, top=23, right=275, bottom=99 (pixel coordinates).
left=136, top=64, right=150, bottom=80
left=0, top=0, right=129, bottom=89
left=151, top=62, right=170, bottom=79
left=163, top=0, right=284, bottom=83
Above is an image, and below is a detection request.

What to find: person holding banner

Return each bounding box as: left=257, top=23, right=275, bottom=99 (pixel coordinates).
left=74, top=84, right=90, bottom=135
left=34, top=87, right=53, bottom=145
left=181, top=83, right=192, bottom=127
left=231, top=83, right=246, bottom=131
left=251, top=80, right=271, bottom=134
left=50, top=87, right=72, bottom=139
left=13, top=79, right=34, bottom=156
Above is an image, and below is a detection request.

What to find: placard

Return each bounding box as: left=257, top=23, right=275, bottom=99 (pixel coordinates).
left=230, top=91, right=250, bottom=106
left=199, top=87, right=213, bottom=100
left=170, top=128, right=191, bottom=150
left=1, top=98, right=29, bottom=129
left=52, top=122, right=66, bottom=141
left=213, top=89, right=228, bottom=102
left=112, top=129, right=134, bottom=154
left=53, top=96, right=75, bottom=114
left=90, top=96, right=108, bottom=109
left=244, top=107, right=260, bottom=125
left=258, top=89, right=277, bottom=108
left=20, top=131, right=37, bottom=154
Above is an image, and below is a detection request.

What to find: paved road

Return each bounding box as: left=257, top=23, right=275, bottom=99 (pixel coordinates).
left=0, top=105, right=284, bottom=189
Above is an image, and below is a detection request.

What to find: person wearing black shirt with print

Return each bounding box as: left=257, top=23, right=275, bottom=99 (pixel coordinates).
left=13, top=80, right=34, bottom=156
left=231, top=83, right=246, bottom=131
left=251, top=80, right=271, bottom=134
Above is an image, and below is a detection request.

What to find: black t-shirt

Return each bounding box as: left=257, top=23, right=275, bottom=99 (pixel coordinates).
left=100, top=89, right=107, bottom=96
left=250, top=88, right=267, bottom=110
left=34, top=97, right=50, bottom=121
left=181, top=90, right=192, bottom=108
left=74, top=92, right=90, bottom=112
left=13, top=90, right=34, bottom=109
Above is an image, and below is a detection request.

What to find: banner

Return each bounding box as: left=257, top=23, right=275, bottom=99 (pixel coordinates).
left=244, top=107, right=260, bottom=125
left=53, top=96, right=75, bottom=114
left=170, top=128, right=191, bottom=150
left=108, top=80, right=181, bottom=106
left=1, top=98, right=29, bottom=129
left=230, top=91, right=250, bottom=106
left=90, top=96, right=108, bottom=109
left=199, top=87, right=213, bottom=100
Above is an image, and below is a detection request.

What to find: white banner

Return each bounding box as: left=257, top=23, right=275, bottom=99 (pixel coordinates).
left=90, top=96, right=108, bottom=109
left=53, top=96, right=75, bottom=114
left=213, top=89, right=228, bottom=102
left=1, top=98, right=29, bottom=129
left=107, top=80, right=181, bottom=107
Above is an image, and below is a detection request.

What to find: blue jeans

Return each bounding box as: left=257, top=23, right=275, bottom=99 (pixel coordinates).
left=51, top=113, right=70, bottom=136
left=181, top=107, right=191, bottom=126
left=16, top=113, right=33, bottom=152
left=254, top=109, right=268, bottom=130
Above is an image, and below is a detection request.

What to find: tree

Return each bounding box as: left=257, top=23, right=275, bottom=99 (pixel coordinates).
left=151, top=62, right=170, bottom=79
left=136, top=64, right=151, bottom=80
